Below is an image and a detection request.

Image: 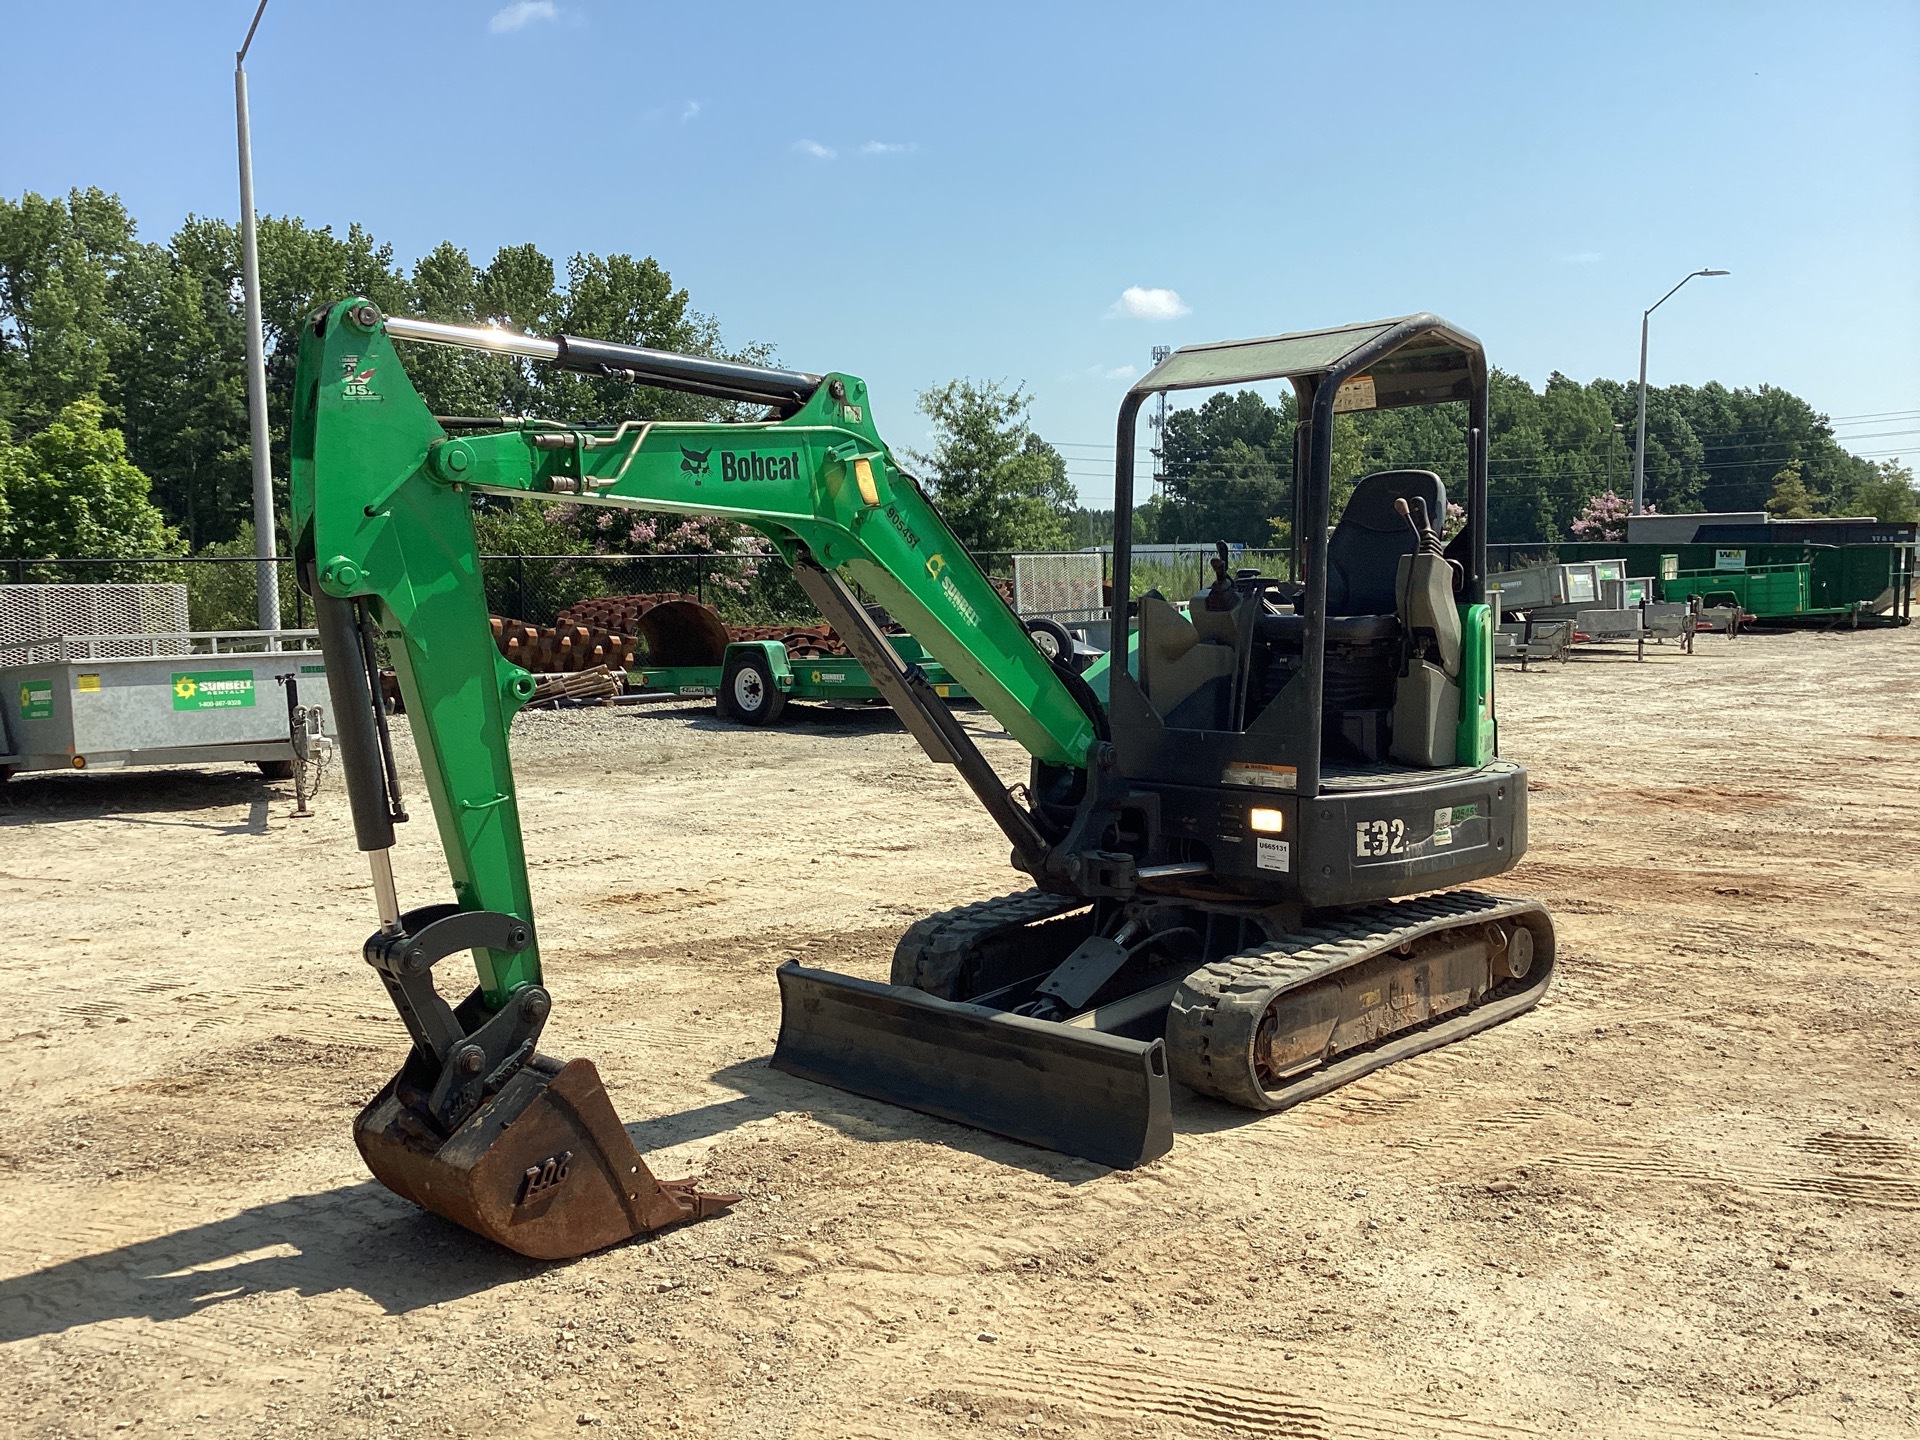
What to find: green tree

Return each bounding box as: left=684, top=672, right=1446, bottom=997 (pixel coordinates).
left=0, top=420, right=12, bottom=550
left=0, top=188, right=143, bottom=435
left=111, top=222, right=250, bottom=548
left=0, top=397, right=180, bottom=571
left=912, top=379, right=1074, bottom=554
left=1836, top=458, right=1919, bottom=523
left=1765, top=460, right=1818, bottom=518
left=1156, top=388, right=1291, bottom=544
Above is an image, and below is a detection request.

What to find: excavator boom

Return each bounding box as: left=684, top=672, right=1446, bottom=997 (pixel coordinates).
left=289, top=299, right=1112, bottom=1255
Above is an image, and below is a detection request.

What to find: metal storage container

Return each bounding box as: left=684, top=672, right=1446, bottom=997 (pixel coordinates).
left=1, top=630, right=330, bottom=777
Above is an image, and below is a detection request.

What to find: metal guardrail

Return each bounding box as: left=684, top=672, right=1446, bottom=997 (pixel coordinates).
left=0, top=629, right=324, bottom=666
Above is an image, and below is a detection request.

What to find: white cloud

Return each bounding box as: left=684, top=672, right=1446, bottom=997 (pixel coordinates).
left=793, top=139, right=837, bottom=160
left=1109, top=285, right=1190, bottom=321
left=681, top=100, right=701, bottom=122
left=860, top=141, right=918, bottom=156
left=489, top=2, right=556, bottom=33
left=1094, top=363, right=1138, bottom=381
left=1560, top=251, right=1603, bottom=264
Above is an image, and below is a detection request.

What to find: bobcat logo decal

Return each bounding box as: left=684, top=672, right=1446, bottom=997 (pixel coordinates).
left=680, top=445, right=712, bottom=477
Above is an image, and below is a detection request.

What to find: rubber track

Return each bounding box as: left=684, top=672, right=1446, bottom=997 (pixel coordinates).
left=1167, top=890, right=1553, bottom=1110
left=890, top=889, right=1083, bottom=997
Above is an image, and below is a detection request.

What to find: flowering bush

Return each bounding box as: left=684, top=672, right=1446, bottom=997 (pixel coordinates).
left=1569, top=490, right=1647, bottom=542
left=556, top=506, right=774, bottom=598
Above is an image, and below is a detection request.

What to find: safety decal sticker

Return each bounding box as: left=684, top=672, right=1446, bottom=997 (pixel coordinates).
left=1224, top=761, right=1298, bottom=791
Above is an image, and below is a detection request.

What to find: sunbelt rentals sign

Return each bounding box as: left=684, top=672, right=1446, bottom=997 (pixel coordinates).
left=172, top=670, right=256, bottom=711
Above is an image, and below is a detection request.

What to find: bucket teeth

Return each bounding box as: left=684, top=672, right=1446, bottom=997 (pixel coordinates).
left=355, top=1054, right=736, bottom=1260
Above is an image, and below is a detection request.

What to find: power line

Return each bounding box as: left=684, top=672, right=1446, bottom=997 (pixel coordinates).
left=1050, top=415, right=1918, bottom=458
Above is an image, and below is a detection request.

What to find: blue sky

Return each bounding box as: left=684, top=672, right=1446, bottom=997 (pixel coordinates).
left=4, top=1, right=1916, bottom=504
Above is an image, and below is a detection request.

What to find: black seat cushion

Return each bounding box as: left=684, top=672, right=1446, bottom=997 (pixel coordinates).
left=1326, top=470, right=1447, bottom=616
left=1256, top=612, right=1398, bottom=650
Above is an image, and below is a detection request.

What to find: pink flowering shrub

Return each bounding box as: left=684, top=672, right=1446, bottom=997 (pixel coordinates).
left=1569, top=490, right=1649, bottom=542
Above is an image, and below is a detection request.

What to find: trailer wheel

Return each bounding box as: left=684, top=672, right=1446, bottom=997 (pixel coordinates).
left=719, top=652, right=787, bottom=726
left=256, top=759, right=296, bottom=780
left=1024, top=617, right=1075, bottom=665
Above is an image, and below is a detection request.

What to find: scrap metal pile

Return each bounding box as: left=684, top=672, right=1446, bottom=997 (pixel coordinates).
left=723, top=622, right=848, bottom=659
left=557, top=592, right=702, bottom=636
left=489, top=593, right=867, bottom=675
left=489, top=616, right=639, bottom=674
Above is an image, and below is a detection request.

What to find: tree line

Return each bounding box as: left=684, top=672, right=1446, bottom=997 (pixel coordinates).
left=0, top=186, right=1909, bottom=574
left=0, top=186, right=788, bottom=567
left=1142, top=373, right=1915, bottom=549
left=0, top=186, right=1086, bottom=570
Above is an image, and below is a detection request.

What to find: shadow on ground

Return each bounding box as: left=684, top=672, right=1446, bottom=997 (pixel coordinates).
left=0, top=767, right=284, bottom=830
left=669, top=1056, right=1113, bottom=1185
left=0, top=1003, right=1290, bottom=1347
left=0, top=1179, right=536, bottom=1345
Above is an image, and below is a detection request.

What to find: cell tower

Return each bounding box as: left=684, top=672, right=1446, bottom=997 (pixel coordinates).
left=1148, top=345, right=1172, bottom=501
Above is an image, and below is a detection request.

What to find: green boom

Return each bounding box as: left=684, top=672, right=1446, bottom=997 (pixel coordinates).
left=289, top=298, right=1100, bottom=1010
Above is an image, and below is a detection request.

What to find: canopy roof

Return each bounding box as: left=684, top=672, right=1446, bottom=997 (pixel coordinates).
left=1134, top=312, right=1484, bottom=411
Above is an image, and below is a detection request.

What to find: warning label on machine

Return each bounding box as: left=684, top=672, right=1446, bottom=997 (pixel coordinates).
left=172, top=670, right=256, bottom=711
left=19, top=680, right=53, bottom=719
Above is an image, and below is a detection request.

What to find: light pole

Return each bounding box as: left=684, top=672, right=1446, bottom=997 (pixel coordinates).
left=236, top=0, right=278, bottom=635
left=1633, top=267, right=1728, bottom=516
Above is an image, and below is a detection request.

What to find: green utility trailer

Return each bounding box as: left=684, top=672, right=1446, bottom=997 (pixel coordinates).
left=1520, top=540, right=1914, bottom=626
left=1660, top=563, right=1811, bottom=619
left=628, top=633, right=969, bottom=724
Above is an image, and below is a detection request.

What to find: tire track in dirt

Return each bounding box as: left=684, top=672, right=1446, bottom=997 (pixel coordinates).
left=931, top=1339, right=1847, bottom=1440
left=1533, top=1132, right=1920, bottom=1211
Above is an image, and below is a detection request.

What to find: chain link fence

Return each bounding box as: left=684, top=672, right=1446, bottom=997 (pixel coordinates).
left=2, top=547, right=1301, bottom=635
left=0, top=556, right=311, bottom=632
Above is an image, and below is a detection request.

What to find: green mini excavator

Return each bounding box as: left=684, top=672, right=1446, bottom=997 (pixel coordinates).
left=290, top=300, right=1554, bottom=1259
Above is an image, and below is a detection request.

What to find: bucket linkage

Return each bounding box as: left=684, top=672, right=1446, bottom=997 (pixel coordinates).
left=355, top=902, right=736, bottom=1260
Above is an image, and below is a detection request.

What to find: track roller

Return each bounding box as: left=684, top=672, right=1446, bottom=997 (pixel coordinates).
left=1166, top=891, right=1555, bottom=1111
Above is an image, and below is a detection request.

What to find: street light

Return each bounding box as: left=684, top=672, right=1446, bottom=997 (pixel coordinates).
left=236, top=0, right=277, bottom=635
left=1633, top=267, right=1729, bottom=517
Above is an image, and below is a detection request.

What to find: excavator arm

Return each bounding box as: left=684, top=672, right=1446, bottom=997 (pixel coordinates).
left=288, top=298, right=1109, bottom=1256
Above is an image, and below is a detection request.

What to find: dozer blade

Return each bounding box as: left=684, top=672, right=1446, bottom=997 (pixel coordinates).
left=771, top=961, right=1173, bottom=1170
left=355, top=1054, right=738, bottom=1261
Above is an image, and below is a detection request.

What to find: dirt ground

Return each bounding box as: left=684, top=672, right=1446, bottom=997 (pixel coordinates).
left=1, top=623, right=1916, bottom=1440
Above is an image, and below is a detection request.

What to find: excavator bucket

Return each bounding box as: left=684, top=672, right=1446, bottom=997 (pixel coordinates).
left=771, top=962, right=1174, bottom=1170
left=355, top=1053, right=737, bottom=1261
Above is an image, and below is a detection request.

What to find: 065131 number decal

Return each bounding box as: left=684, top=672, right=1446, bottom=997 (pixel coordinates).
left=1355, top=818, right=1405, bottom=858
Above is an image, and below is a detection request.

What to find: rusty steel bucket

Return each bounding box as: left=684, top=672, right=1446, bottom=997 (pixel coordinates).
left=355, top=1053, right=736, bottom=1260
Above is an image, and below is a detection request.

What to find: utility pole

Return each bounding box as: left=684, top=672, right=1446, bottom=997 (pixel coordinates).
left=1148, top=345, right=1171, bottom=502
left=236, top=0, right=279, bottom=635
left=1633, top=267, right=1728, bottom=516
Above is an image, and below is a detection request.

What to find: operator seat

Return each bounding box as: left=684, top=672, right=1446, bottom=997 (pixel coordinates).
left=1256, top=471, right=1450, bottom=762
left=1327, top=471, right=1447, bottom=617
